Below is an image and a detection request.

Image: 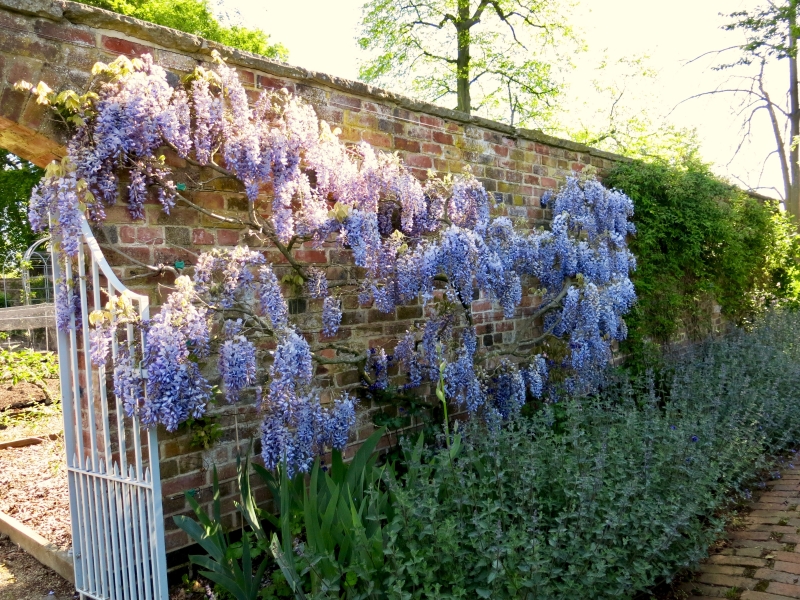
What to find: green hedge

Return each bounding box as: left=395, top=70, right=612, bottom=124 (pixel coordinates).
left=604, top=159, right=800, bottom=352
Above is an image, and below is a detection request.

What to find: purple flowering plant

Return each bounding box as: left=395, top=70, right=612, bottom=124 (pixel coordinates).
left=23, top=53, right=636, bottom=473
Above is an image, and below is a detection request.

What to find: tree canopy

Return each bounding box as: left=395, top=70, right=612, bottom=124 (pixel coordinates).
left=78, top=0, right=289, bottom=60
left=357, top=0, right=576, bottom=126
left=0, top=151, right=44, bottom=259
left=553, top=55, right=701, bottom=164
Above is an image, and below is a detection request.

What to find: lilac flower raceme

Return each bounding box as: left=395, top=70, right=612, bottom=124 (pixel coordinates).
left=269, top=329, right=314, bottom=412
left=306, top=268, right=329, bottom=299
left=219, top=320, right=257, bottom=403
left=89, top=324, right=112, bottom=366
left=486, top=361, right=527, bottom=421
left=260, top=393, right=357, bottom=476
left=259, top=265, right=289, bottom=330
left=141, top=277, right=211, bottom=431
left=444, top=327, right=484, bottom=413
left=28, top=165, right=84, bottom=257
left=368, top=348, right=389, bottom=390
left=113, top=344, right=144, bottom=419
left=321, top=296, right=342, bottom=337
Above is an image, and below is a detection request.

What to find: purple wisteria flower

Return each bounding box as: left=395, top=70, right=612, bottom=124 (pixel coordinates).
left=321, top=296, right=342, bottom=337
left=219, top=320, right=257, bottom=403
left=89, top=324, right=112, bottom=366
left=27, top=53, right=638, bottom=462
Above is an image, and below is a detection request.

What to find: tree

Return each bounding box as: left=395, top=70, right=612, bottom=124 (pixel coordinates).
left=357, top=0, right=576, bottom=126
left=22, top=53, right=635, bottom=474
left=699, top=1, right=800, bottom=221
left=0, top=150, right=44, bottom=258
left=553, top=55, right=701, bottom=163
left=78, top=0, right=288, bottom=60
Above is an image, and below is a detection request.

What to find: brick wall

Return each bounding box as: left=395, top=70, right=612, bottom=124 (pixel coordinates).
left=0, top=0, right=629, bottom=564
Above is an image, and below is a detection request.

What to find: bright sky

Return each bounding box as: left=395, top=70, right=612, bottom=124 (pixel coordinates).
left=220, top=0, right=785, bottom=200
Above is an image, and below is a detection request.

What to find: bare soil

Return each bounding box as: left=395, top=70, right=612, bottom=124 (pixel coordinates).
left=0, top=535, right=75, bottom=600
left=0, top=436, right=71, bottom=551
left=0, top=380, right=57, bottom=412
left=0, top=378, right=62, bottom=446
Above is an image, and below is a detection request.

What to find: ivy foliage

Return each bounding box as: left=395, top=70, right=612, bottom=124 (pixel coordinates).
left=604, top=158, right=800, bottom=349
left=0, top=151, right=43, bottom=258
left=77, top=0, right=288, bottom=60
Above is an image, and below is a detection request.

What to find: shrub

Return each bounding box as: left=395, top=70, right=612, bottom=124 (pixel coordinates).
left=605, top=158, right=800, bottom=352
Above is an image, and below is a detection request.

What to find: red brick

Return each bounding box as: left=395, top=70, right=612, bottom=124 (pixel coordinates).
left=155, top=247, right=195, bottom=265
left=541, top=177, right=558, bottom=188
left=331, top=93, right=362, bottom=110
left=163, top=149, right=186, bottom=169
left=135, top=227, right=164, bottom=245
left=395, top=138, right=421, bottom=153
left=104, top=205, right=137, bottom=224
left=258, top=75, right=289, bottom=90
left=433, top=131, right=454, bottom=145
left=119, top=225, right=136, bottom=244
left=420, top=115, right=443, bottom=128
left=422, top=143, right=442, bottom=155
left=101, top=35, right=153, bottom=57
left=0, top=88, right=26, bottom=123
left=406, top=125, right=432, bottom=141
left=361, top=130, right=392, bottom=148
left=405, top=154, right=433, bottom=169
left=19, top=98, right=48, bottom=131
left=696, top=572, right=755, bottom=589
left=193, top=192, right=225, bottom=211
left=161, top=471, right=206, bottom=496
left=742, top=591, right=800, bottom=600
left=217, top=229, right=240, bottom=246
left=238, top=69, right=255, bottom=85
left=493, top=144, right=509, bottom=157
left=766, top=582, right=800, bottom=598
left=164, top=530, right=189, bottom=551
left=774, top=561, right=800, bottom=575
left=295, top=250, right=327, bottom=263
left=192, top=229, right=214, bottom=245
left=35, top=21, right=95, bottom=46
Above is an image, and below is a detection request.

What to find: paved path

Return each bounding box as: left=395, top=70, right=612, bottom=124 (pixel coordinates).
left=682, top=467, right=800, bottom=599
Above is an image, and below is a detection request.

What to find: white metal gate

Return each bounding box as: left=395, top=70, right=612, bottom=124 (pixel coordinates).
left=52, top=215, right=169, bottom=600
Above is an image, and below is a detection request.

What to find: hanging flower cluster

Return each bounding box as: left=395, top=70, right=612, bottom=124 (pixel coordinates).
left=24, top=53, right=636, bottom=473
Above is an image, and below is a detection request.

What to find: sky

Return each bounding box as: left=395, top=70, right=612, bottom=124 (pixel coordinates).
left=218, top=0, right=786, bottom=201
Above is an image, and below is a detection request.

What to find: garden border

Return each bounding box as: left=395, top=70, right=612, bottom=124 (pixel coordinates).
left=0, top=434, right=73, bottom=584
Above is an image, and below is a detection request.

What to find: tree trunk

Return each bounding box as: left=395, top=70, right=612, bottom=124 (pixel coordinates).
left=456, top=0, right=471, bottom=114
left=788, top=0, right=800, bottom=221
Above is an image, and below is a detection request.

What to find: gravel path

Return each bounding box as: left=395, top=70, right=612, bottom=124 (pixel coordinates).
left=0, top=436, right=71, bottom=550
left=0, top=536, right=75, bottom=600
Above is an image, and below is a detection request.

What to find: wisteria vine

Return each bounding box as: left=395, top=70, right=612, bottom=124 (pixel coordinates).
left=24, top=53, right=636, bottom=474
